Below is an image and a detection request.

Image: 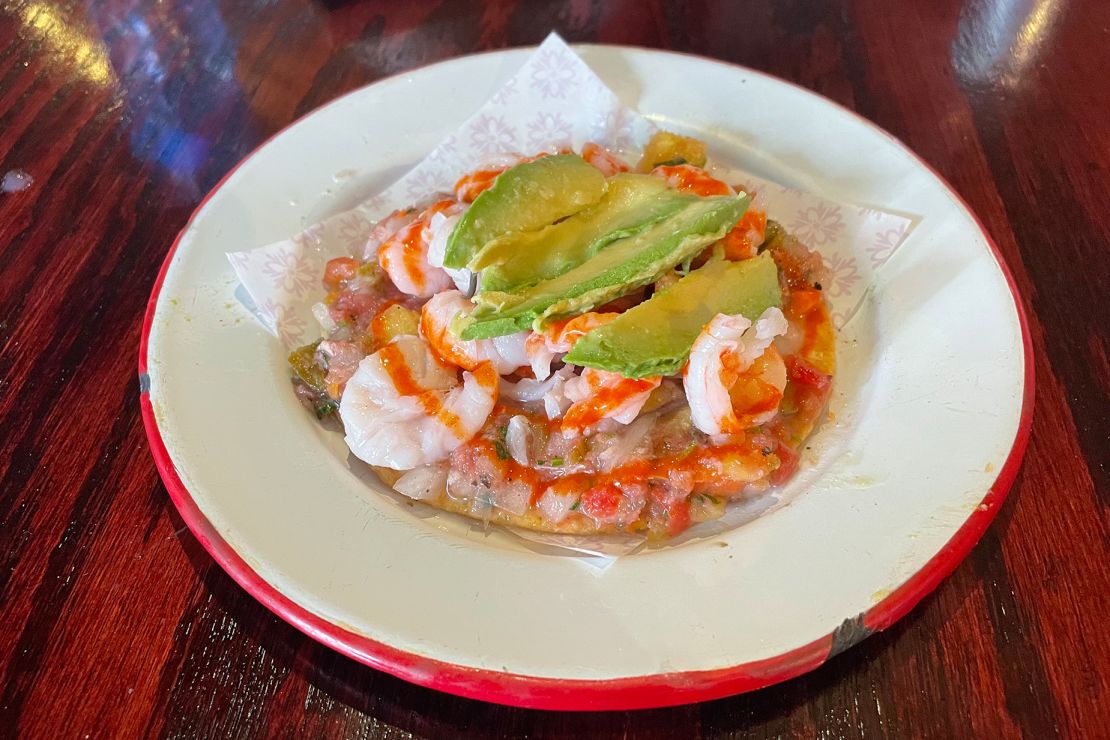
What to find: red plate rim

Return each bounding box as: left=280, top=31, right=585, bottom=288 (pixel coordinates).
left=137, top=45, right=1035, bottom=711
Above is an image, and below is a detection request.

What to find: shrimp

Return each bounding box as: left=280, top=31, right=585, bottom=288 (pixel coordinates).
left=361, top=208, right=418, bottom=262
left=582, top=143, right=630, bottom=177
left=652, top=164, right=734, bottom=197
left=524, top=312, right=619, bottom=380
left=419, top=290, right=530, bottom=374
left=377, top=200, right=461, bottom=297
left=452, top=153, right=536, bottom=202
left=499, top=365, right=577, bottom=420
left=454, top=168, right=506, bottom=203
left=683, top=307, right=790, bottom=436
left=562, top=369, right=662, bottom=433
left=340, top=335, right=498, bottom=469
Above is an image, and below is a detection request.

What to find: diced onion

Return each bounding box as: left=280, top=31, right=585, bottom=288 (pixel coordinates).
left=494, top=481, right=532, bottom=516
left=536, top=487, right=576, bottom=524
left=597, top=413, right=656, bottom=472
left=312, top=302, right=338, bottom=335
left=392, top=465, right=447, bottom=501
left=506, top=416, right=531, bottom=466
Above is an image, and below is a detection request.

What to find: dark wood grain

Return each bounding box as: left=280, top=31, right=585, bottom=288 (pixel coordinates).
left=1, top=0, right=1107, bottom=736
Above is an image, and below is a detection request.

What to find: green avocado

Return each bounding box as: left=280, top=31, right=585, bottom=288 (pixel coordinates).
left=564, top=253, right=782, bottom=378
left=442, top=154, right=607, bottom=269
left=471, top=174, right=692, bottom=292
left=459, top=193, right=751, bottom=339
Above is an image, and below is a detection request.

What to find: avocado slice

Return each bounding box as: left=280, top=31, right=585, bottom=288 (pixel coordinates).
left=472, top=174, right=692, bottom=292
left=443, top=154, right=607, bottom=269
left=460, top=193, right=752, bottom=339
left=564, top=253, right=782, bottom=378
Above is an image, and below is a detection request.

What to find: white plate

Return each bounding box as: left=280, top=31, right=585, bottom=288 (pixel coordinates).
left=140, top=45, right=1032, bottom=710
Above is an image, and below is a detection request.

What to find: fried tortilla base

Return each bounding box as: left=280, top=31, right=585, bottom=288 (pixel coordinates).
left=371, top=466, right=610, bottom=534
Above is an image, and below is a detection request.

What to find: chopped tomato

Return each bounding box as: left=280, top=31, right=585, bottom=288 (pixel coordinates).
left=788, top=289, right=824, bottom=316
left=768, top=438, right=800, bottom=486
left=769, top=244, right=808, bottom=289
left=781, top=355, right=833, bottom=444
left=330, top=290, right=380, bottom=326
left=664, top=496, right=691, bottom=536
left=323, top=257, right=358, bottom=289
left=786, top=355, right=831, bottom=391
left=580, top=483, right=623, bottom=520
left=727, top=373, right=784, bottom=420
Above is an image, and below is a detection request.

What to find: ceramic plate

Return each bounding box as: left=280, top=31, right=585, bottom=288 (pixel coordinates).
left=139, top=45, right=1032, bottom=710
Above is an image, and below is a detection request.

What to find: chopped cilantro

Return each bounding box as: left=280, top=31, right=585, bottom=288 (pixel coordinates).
left=492, top=425, right=511, bottom=459
left=653, top=157, right=687, bottom=167
left=549, top=457, right=564, bottom=467
left=313, top=398, right=338, bottom=419
left=569, top=439, right=589, bottom=464
left=570, top=498, right=581, bottom=511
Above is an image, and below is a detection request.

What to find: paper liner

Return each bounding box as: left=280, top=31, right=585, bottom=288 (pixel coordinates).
left=225, top=33, right=916, bottom=567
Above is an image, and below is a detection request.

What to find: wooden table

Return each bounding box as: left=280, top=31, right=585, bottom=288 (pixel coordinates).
left=2, top=0, right=1107, bottom=736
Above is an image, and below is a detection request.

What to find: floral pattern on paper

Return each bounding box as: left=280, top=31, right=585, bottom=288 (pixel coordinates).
left=527, top=112, right=572, bottom=149
left=825, top=253, right=861, bottom=298
left=735, top=169, right=916, bottom=328
left=789, top=203, right=846, bottom=246
left=469, top=114, right=518, bottom=156
left=359, top=191, right=390, bottom=216
left=600, top=108, right=637, bottom=152
left=263, top=298, right=307, bottom=346
left=869, top=222, right=908, bottom=268
left=261, top=246, right=316, bottom=298
left=426, top=134, right=458, bottom=163
left=336, top=213, right=372, bottom=253
left=530, top=48, right=577, bottom=98
left=405, top=167, right=448, bottom=202
left=291, top=222, right=326, bottom=250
